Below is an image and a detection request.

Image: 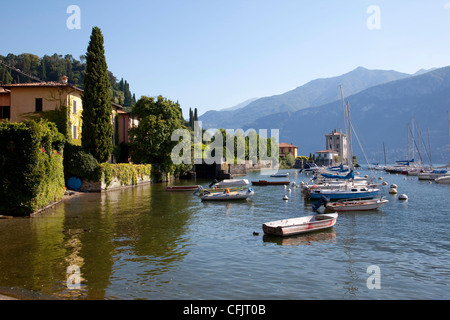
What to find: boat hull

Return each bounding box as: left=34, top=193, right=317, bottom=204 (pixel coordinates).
left=215, top=179, right=249, bottom=188
left=252, top=180, right=290, bottom=186
left=308, top=189, right=380, bottom=200
left=166, top=185, right=200, bottom=191
left=326, top=199, right=388, bottom=212
left=263, top=213, right=338, bottom=237
left=435, top=176, right=450, bottom=184
left=270, top=174, right=289, bottom=178
left=201, top=190, right=254, bottom=201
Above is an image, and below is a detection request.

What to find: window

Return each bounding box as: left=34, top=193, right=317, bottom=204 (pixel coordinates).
left=0, top=106, right=10, bottom=120
left=73, top=100, right=77, bottom=114
left=35, top=98, right=43, bottom=112
left=73, top=125, right=77, bottom=140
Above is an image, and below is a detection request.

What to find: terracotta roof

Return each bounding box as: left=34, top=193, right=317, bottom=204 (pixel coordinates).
left=2, top=81, right=83, bottom=92
left=279, top=142, right=298, bottom=148
left=316, top=150, right=338, bottom=153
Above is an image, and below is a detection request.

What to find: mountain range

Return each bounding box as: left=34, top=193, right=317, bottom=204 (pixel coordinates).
left=199, top=66, right=450, bottom=164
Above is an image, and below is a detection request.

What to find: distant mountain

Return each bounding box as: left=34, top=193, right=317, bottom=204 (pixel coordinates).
left=245, top=66, right=450, bottom=163
left=199, top=67, right=411, bottom=129
left=220, top=97, right=258, bottom=111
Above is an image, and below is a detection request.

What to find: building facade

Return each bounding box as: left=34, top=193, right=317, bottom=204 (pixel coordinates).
left=0, top=77, right=138, bottom=160
left=279, top=142, right=298, bottom=158
left=325, top=129, right=348, bottom=162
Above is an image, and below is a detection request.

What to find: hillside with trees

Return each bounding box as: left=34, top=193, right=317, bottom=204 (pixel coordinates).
left=0, top=53, right=136, bottom=110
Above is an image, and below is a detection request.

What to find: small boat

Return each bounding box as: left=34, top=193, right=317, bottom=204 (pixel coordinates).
left=435, top=175, right=450, bottom=184
left=214, top=179, right=249, bottom=188
left=165, top=185, right=200, bottom=191
left=262, top=213, right=338, bottom=237
left=194, top=186, right=247, bottom=195
left=300, top=162, right=319, bottom=174
left=201, top=188, right=254, bottom=201
left=326, top=197, right=389, bottom=212
left=270, top=173, right=289, bottom=178
left=307, top=186, right=380, bottom=200
left=251, top=180, right=290, bottom=186
left=418, top=169, right=449, bottom=180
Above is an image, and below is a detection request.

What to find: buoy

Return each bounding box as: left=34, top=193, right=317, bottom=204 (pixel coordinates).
left=382, top=181, right=388, bottom=186
left=283, top=195, right=289, bottom=201
left=67, top=177, right=82, bottom=191
left=398, top=194, right=408, bottom=200
left=378, top=177, right=383, bottom=180
left=389, top=188, right=397, bottom=194
left=390, top=184, right=397, bottom=189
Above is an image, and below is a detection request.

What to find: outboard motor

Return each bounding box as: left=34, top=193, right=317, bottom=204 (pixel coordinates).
left=312, top=195, right=330, bottom=214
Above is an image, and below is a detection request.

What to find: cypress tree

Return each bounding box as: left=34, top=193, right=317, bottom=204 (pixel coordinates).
left=81, top=26, right=113, bottom=163
left=189, top=108, right=193, bottom=129
left=194, top=108, right=198, bottom=122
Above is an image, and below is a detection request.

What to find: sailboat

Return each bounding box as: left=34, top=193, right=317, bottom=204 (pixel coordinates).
left=305, top=86, right=379, bottom=200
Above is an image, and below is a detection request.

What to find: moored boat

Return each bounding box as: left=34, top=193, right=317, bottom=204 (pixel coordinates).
left=270, top=173, right=289, bottom=177
left=214, top=179, right=249, bottom=188
left=200, top=188, right=254, bottom=201
left=251, top=180, right=290, bottom=186
left=194, top=186, right=247, bottom=195
left=262, top=213, right=338, bottom=237
left=326, top=197, right=389, bottom=212
left=307, top=185, right=380, bottom=200
left=435, top=175, right=450, bottom=184
left=300, top=162, right=319, bottom=174
left=418, top=169, right=449, bottom=180
left=166, top=185, right=200, bottom=191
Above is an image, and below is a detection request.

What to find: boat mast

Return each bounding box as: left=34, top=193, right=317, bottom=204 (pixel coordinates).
left=339, top=85, right=350, bottom=167
left=407, top=123, right=410, bottom=161
left=427, top=127, right=432, bottom=168
left=346, top=101, right=353, bottom=169
left=412, top=117, right=415, bottom=162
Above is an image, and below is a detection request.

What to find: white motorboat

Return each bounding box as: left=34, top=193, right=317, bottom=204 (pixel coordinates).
left=201, top=188, right=254, bottom=201
left=418, top=169, right=449, bottom=180
left=435, top=175, right=450, bottom=184
left=326, top=197, right=389, bottom=212
left=213, top=179, right=249, bottom=188
left=262, top=213, right=338, bottom=237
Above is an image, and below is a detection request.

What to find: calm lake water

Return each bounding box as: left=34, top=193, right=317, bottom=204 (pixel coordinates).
left=0, top=168, right=449, bottom=300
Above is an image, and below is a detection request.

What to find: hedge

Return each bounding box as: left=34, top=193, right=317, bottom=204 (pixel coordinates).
left=0, top=120, right=66, bottom=216
left=100, top=163, right=152, bottom=190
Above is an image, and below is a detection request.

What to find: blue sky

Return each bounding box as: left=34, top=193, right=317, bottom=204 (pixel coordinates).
left=2, top=1, right=450, bottom=117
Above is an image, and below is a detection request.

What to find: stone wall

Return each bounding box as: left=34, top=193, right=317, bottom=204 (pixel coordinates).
left=228, top=160, right=273, bottom=175
left=81, top=174, right=151, bottom=192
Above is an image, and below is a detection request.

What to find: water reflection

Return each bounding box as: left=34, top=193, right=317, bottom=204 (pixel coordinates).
left=263, top=229, right=337, bottom=246
left=1, top=168, right=449, bottom=300
left=0, top=183, right=194, bottom=300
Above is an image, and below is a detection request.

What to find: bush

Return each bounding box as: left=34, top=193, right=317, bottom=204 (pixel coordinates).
left=63, top=143, right=101, bottom=182
left=100, top=163, right=152, bottom=189
left=0, top=120, right=65, bottom=216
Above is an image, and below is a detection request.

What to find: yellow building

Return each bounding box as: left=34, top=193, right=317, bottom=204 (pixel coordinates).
left=279, top=142, right=298, bottom=158
left=1, top=77, right=84, bottom=142
left=1, top=76, right=131, bottom=148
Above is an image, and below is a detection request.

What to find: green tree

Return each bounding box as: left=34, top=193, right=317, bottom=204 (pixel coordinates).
left=129, top=95, right=186, bottom=173
left=81, top=26, right=113, bottom=163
